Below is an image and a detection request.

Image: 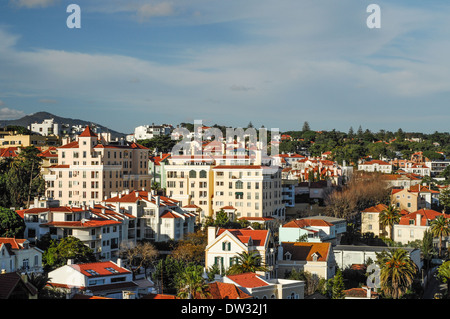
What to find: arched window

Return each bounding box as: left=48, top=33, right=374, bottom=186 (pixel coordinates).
left=189, top=170, right=197, bottom=178
left=235, top=181, right=243, bottom=189
left=200, top=170, right=207, bottom=178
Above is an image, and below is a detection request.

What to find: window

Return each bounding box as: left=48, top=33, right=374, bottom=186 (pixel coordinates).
left=189, top=170, right=197, bottom=178
left=200, top=170, right=207, bottom=178
left=235, top=181, right=243, bottom=189
left=222, top=241, right=231, bottom=251
left=85, top=269, right=100, bottom=276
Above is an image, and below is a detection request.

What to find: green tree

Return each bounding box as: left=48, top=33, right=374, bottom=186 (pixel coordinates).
left=439, top=188, right=450, bottom=212
left=430, top=215, right=450, bottom=257
left=226, top=251, right=268, bottom=275
left=302, top=121, right=311, bottom=132
left=379, top=205, right=401, bottom=240
left=214, top=210, right=230, bottom=227
left=6, top=146, right=44, bottom=208
left=437, top=261, right=450, bottom=297
left=0, top=206, right=25, bottom=238
left=153, top=256, right=186, bottom=294
left=421, top=229, right=435, bottom=270
left=43, top=236, right=96, bottom=270
left=331, top=268, right=345, bottom=299
left=176, top=265, right=210, bottom=299
left=138, top=135, right=177, bottom=153
left=377, top=248, right=418, bottom=299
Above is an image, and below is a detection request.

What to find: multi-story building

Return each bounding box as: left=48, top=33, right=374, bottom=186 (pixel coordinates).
left=393, top=209, right=450, bottom=245
left=358, top=160, right=393, bottom=174
left=129, top=124, right=173, bottom=142
left=102, top=190, right=196, bottom=242
left=29, top=118, right=62, bottom=136
left=44, top=126, right=151, bottom=206
left=165, top=152, right=285, bottom=222
left=17, top=203, right=131, bottom=261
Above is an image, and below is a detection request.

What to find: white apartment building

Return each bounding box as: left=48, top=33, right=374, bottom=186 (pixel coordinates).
left=44, top=126, right=152, bottom=206
left=358, top=160, right=393, bottom=174
left=18, top=204, right=131, bottom=261
left=131, top=124, right=172, bottom=141
left=29, top=118, right=62, bottom=136
left=164, top=152, right=285, bottom=222
left=102, top=190, right=196, bottom=242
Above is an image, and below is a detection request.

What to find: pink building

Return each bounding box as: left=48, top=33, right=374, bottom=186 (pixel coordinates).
left=44, top=126, right=152, bottom=206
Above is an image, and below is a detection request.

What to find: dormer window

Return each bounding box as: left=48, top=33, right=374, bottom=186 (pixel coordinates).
left=311, top=252, right=319, bottom=262
left=284, top=252, right=292, bottom=260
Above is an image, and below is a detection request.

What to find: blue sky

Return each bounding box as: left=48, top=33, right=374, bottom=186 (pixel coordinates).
left=0, top=0, right=449, bottom=134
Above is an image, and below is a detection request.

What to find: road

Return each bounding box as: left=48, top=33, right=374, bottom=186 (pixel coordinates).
left=422, top=267, right=447, bottom=299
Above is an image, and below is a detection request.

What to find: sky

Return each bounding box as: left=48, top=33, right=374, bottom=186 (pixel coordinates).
left=0, top=0, right=450, bottom=135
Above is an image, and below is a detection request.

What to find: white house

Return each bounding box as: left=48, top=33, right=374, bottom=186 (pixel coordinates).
left=0, top=238, right=43, bottom=275
left=393, top=209, right=450, bottom=246
left=205, top=226, right=276, bottom=278
left=222, top=272, right=305, bottom=299
left=277, top=242, right=335, bottom=280
left=358, top=160, right=393, bottom=174
left=132, top=124, right=172, bottom=141
left=279, top=216, right=346, bottom=245
left=47, top=259, right=142, bottom=299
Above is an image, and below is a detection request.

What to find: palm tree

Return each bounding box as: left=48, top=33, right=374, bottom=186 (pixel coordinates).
left=379, top=204, right=401, bottom=240
left=226, top=251, right=268, bottom=275
left=378, top=248, right=418, bottom=299
left=430, top=215, right=450, bottom=258
left=176, top=265, right=210, bottom=299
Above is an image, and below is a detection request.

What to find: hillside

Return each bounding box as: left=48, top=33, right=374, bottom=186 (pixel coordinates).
left=0, top=111, right=125, bottom=139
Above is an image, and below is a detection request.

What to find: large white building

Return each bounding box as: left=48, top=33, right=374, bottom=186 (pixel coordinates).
left=128, top=124, right=173, bottom=142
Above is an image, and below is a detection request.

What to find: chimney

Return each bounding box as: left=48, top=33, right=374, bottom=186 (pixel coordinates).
left=156, top=195, right=160, bottom=208
left=416, top=213, right=422, bottom=226
left=67, top=259, right=74, bottom=265
left=207, top=226, right=217, bottom=245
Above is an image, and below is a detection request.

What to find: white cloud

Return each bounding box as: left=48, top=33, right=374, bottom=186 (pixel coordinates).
left=137, top=2, right=174, bottom=19
left=0, top=107, right=25, bottom=119
left=9, top=0, right=58, bottom=8
left=2, top=1, right=450, bottom=131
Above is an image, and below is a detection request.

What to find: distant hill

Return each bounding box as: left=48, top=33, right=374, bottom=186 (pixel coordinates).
left=0, top=111, right=126, bottom=139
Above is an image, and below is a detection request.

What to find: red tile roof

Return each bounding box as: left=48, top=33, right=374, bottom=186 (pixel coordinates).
left=0, top=238, right=27, bottom=250
left=399, top=209, right=450, bottom=226
left=217, top=228, right=269, bottom=246
left=282, top=218, right=333, bottom=228
left=362, top=204, right=388, bottom=213
left=281, top=242, right=331, bottom=262
left=58, top=141, right=79, bottom=149
left=198, top=281, right=253, bottom=299
left=79, top=125, right=98, bottom=138
left=42, top=219, right=121, bottom=228
left=70, top=261, right=131, bottom=278
left=0, top=147, right=19, bottom=158
left=226, top=272, right=269, bottom=288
